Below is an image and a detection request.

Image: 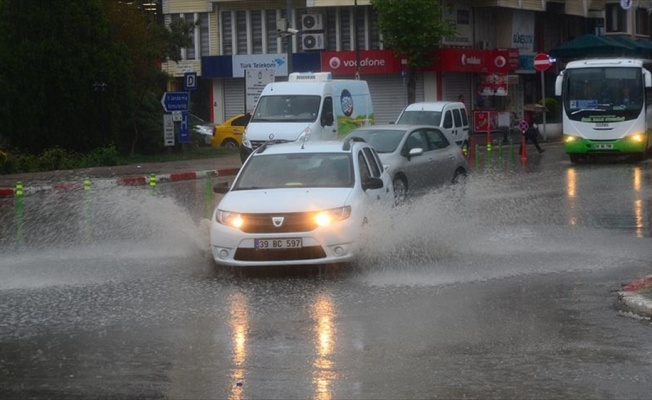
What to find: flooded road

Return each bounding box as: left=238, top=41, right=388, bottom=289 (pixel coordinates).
left=1, top=145, right=652, bottom=399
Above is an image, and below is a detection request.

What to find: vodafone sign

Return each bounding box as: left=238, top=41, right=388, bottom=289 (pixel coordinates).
left=321, top=50, right=403, bottom=76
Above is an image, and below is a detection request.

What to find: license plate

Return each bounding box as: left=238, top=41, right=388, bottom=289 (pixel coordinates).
left=255, top=238, right=303, bottom=250
left=593, top=143, right=613, bottom=150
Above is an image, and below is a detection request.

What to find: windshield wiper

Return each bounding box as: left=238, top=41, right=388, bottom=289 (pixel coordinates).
left=571, top=108, right=607, bottom=115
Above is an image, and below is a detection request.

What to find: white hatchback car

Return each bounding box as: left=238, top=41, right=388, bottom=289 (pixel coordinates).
left=210, top=138, right=394, bottom=267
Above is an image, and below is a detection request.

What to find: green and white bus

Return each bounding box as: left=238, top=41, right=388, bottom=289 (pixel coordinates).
left=555, top=58, right=652, bottom=162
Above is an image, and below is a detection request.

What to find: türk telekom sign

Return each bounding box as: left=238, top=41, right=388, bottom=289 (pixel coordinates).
left=321, top=50, right=404, bottom=75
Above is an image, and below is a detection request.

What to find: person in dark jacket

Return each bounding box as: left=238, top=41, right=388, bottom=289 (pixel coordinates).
left=521, top=110, right=545, bottom=154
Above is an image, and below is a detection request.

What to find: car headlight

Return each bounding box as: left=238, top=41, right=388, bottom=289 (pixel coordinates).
left=627, top=133, right=644, bottom=143
left=242, top=134, right=252, bottom=148
left=314, top=206, right=351, bottom=227
left=216, top=210, right=244, bottom=228
left=564, top=134, right=580, bottom=143
left=296, top=127, right=313, bottom=142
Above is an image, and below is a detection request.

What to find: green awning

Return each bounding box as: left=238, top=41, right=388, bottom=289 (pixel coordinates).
left=550, top=34, right=638, bottom=59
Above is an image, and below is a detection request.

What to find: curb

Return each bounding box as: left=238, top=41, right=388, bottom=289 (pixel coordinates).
left=617, top=275, right=652, bottom=320
left=0, top=167, right=240, bottom=198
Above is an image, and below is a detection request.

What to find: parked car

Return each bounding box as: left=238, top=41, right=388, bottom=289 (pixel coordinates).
left=395, top=101, right=471, bottom=153
left=344, top=124, right=468, bottom=204
left=188, top=113, right=215, bottom=146
left=212, top=113, right=251, bottom=149
left=209, top=138, right=394, bottom=267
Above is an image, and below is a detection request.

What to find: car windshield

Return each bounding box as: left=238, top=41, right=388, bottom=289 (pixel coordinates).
left=234, top=152, right=353, bottom=189
left=251, top=95, right=322, bottom=123
left=348, top=129, right=406, bottom=153
left=396, top=110, right=442, bottom=126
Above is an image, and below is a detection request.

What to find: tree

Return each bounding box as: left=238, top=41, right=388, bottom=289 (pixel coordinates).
left=371, top=0, right=456, bottom=104
left=0, top=0, right=125, bottom=153
left=0, top=0, right=194, bottom=155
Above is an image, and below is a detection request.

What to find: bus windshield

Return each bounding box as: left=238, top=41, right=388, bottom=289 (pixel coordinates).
left=563, top=67, right=643, bottom=122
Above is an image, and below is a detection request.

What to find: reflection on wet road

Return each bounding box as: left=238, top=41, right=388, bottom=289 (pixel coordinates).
left=2, top=147, right=652, bottom=398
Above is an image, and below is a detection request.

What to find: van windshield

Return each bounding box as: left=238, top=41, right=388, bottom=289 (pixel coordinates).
left=396, top=110, right=442, bottom=126
left=252, top=95, right=322, bottom=123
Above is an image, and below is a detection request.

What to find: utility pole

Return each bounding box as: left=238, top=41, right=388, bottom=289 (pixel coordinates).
left=287, top=0, right=293, bottom=75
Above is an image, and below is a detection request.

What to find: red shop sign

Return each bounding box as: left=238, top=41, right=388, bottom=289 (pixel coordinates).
left=432, top=48, right=512, bottom=74
left=321, top=49, right=404, bottom=76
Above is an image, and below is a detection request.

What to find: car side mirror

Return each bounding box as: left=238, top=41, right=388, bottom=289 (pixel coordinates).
left=213, top=181, right=231, bottom=194
left=362, top=177, right=384, bottom=191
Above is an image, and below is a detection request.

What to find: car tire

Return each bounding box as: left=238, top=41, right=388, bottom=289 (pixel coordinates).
left=451, top=168, right=467, bottom=185
left=222, top=139, right=239, bottom=149
left=393, top=177, right=407, bottom=205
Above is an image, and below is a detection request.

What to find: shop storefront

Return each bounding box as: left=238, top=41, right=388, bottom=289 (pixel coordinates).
left=202, top=49, right=424, bottom=124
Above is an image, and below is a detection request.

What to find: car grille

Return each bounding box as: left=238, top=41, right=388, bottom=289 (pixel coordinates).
left=234, top=246, right=327, bottom=261
left=241, top=212, right=318, bottom=233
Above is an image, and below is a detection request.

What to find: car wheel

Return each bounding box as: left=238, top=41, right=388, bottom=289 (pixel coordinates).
left=393, top=177, right=407, bottom=205
left=222, top=139, right=239, bottom=149
left=452, top=168, right=467, bottom=184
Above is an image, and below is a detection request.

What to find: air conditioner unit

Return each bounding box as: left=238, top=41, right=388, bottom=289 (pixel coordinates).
left=303, top=33, right=325, bottom=50
left=302, top=14, right=324, bottom=31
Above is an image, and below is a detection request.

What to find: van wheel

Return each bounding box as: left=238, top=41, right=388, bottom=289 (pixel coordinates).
left=221, top=139, right=239, bottom=149
left=393, top=177, right=407, bottom=205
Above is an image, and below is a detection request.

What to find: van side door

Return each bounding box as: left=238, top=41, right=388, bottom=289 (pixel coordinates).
left=320, top=96, right=336, bottom=138
left=451, top=108, right=464, bottom=147
left=442, top=109, right=458, bottom=146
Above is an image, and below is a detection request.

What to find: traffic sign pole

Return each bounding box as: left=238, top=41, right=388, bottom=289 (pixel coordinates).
left=533, top=53, right=553, bottom=142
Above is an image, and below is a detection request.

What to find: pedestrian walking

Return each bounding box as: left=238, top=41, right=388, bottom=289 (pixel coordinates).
left=521, top=110, right=545, bottom=154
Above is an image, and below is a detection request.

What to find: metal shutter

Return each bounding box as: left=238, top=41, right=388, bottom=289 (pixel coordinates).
left=442, top=72, right=472, bottom=103
left=224, top=78, right=245, bottom=119
left=365, top=73, right=424, bottom=124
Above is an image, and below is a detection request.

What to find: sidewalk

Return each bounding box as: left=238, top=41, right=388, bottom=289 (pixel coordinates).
left=0, top=154, right=243, bottom=198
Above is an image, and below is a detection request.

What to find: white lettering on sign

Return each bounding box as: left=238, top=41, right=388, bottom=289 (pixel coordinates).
left=462, top=54, right=481, bottom=65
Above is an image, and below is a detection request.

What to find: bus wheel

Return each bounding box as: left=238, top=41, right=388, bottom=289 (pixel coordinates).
left=569, top=154, right=580, bottom=163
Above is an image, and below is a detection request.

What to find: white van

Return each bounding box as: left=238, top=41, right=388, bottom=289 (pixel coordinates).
left=395, top=102, right=470, bottom=150
left=240, top=72, right=374, bottom=162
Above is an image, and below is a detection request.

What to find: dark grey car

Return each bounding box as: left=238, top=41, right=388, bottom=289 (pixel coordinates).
left=343, top=124, right=469, bottom=203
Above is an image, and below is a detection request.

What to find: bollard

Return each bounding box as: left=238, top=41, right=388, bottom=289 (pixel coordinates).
left=474, top=143, right=480, bottom=171
left=83, top=178, right=92, bottom=240
left=205, top=173, right=213, bottom=219
left=498, top=141, right=503, bottom=161
left=520, top=134, right=527, bottom=161
left=15, top=181, right=23, bottom=246
left=149, top=173, right=156, bottom=195
left=509, top=139, right=515, bottom=164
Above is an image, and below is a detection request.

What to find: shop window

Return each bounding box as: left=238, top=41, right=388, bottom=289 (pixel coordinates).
left=636, top=7, right=650, bottom=36
left=606, top=4, right=627, bottom=33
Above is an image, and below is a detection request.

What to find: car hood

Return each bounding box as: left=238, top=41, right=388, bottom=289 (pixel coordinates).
left=218, top=187, right=354, bottom=213
left=245, top=122, right=312, bottom=141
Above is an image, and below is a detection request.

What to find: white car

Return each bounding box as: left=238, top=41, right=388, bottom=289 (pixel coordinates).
left=210, top=138, right=394, bottom=267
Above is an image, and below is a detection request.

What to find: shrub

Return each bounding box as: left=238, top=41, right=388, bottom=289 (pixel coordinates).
left=539, top=97, right=560, bottom=123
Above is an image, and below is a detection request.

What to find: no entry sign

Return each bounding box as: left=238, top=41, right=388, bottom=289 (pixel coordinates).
left=534, top=53, right=552, bottom=72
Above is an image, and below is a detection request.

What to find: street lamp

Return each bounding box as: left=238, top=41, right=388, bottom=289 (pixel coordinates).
left=93, top=81, right=108, bottom=144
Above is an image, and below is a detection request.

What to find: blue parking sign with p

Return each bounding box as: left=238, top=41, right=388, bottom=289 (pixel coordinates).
left=184, top=72, right=197, bottom=91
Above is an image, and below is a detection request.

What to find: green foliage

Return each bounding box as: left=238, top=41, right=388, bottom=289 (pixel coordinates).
left=539, top=98, right=560, bottom=122
left=371, top=0, right=456, bottom=70
left=0, top=0, right=192, bottom=159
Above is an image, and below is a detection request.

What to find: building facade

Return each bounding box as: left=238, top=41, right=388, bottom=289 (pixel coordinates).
left=160, top=0, right=652, bottom=126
